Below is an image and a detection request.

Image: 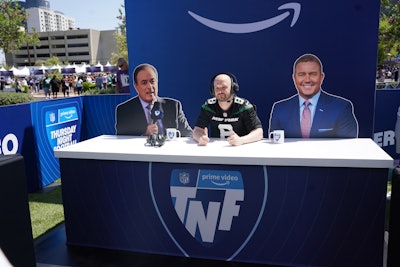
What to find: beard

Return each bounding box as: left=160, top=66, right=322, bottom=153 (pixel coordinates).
left=216, top=92, right=232, bottom=102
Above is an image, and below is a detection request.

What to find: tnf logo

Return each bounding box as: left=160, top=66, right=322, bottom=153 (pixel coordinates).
left=170, top=169, right=244, bottom=243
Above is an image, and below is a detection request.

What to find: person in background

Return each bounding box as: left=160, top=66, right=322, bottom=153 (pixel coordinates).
left=95, top=74, right=103, bottom=90
left=68, top=75, right=74, bottom=96
left=61, top=75, right=69, bottom=97
left=115, top=58, right=130, bottom=93
left=115, top=63, right=192, bottom=136
left=268, top=53, right=358, bottom=138
left=50, top=74, right=61, bottom=99
left=102, top=72, right=109, bottom=90
left=0, top=77, right=5, bottom=91
left=42, top=73, right=51, bottom=99
left=193, top=72, right=263, bottom=146
left=14, top=77, right=22, bottom=93
left=75, top=75, right=83, bottom=95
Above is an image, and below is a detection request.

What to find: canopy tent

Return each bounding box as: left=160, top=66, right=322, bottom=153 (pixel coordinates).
left=95, top=61, right=104, bottom=72
left=61, top=64, right=76, bottom=74
left=39, top=64, right=48, bottom=71
left=49, top=64, right=62, bottom=73
left=0, top=70, right=13, bottom=77
left=13, top=66, right=30, bottom=77
left=74, top=63, right=87, bottom=74
left=32, top=69, right=44, bottom=75
left=103, top=61, right=118, bottom=73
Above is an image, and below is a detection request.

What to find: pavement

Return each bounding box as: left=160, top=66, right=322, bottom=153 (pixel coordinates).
left=30, top=90, right=80, bottom=100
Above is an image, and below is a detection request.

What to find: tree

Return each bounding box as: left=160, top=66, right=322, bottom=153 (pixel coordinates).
left=378, top=0, right=400, bottom=64
left=0, top=0, right=27, bottom=54
left=25, top=28, right=40, bottom=66
left=116, top=5, right=126, bottom=35
left=0, top=0, right=40, bottom=66
left=110, top=4, right=128, bottom=64
left=44, top=56, right=62, bottom=66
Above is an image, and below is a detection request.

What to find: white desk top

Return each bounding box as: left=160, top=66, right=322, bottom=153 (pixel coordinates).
left=54, top=135, right=393, bottom=168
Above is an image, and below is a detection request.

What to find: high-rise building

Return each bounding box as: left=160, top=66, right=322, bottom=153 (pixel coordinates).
left=26, top=7, right=75, bottom=32
left=24, top=0, right=50, bottom=9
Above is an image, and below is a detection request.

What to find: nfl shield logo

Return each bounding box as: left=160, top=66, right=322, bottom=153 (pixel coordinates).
left=149, top=164, right=268, bottom=260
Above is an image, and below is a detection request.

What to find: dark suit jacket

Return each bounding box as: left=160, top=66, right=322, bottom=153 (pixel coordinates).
left=269, top=90, right=358, bottom=138
left=115, top=95, right=193, bottom=136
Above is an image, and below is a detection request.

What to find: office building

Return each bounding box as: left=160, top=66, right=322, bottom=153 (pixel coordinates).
left=5, top=29, right=117, bottom=67
left=24, top=0, right=50, bottom=9
left=26, top=7, right=75, bottom=33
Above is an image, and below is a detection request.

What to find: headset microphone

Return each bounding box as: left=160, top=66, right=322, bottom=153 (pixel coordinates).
left=151, top=102, right=164, bottom=123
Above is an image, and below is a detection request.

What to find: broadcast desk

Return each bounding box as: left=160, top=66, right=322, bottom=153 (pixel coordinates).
left=55, top=135, right=393, bottom=267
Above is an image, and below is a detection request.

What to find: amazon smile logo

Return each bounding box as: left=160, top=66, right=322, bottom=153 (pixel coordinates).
left=188, top=2, right=301, bottom=34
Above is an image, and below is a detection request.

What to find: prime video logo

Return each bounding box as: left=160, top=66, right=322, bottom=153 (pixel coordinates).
left=170, top=169, right=244, bottom=243
left=188, top=2, right=301, bottom=34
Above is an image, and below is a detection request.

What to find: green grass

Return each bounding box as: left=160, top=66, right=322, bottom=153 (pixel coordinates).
left=28, top=180, right=64, bottom=240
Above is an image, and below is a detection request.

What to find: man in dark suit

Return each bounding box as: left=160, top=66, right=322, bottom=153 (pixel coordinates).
left=269, top=53, right=358, bottom=138
left=115, top=63, right=192, bottom=136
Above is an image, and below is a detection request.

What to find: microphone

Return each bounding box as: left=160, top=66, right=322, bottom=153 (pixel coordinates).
left=151, top=102, right=164, bottom=123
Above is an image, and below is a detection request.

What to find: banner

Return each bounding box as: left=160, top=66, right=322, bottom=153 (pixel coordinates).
left=30, top=97, right=83, bottom=189
left=0, top=103, right=39, bottom=191
left=125, top=0, right=380, bottom=138
left=374, top=89, right=400, bottom=161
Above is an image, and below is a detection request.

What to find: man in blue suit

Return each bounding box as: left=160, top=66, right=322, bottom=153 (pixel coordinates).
left=115, top=63, right=193, bottom=136
left=269, top=53, right=358, bottom=138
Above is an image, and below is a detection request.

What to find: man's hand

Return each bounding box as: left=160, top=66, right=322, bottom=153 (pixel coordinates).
left=144, top=123, right=159, bottom=136
left=193, top=126, right=209, bottom=146
left=227, top=130, right=243, bottom=146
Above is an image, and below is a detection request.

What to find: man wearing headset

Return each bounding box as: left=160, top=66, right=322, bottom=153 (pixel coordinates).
left=193, top=72, right=263, bottom=146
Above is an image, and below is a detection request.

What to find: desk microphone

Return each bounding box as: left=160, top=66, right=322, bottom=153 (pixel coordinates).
left=151, top=102, right=164, bottom=123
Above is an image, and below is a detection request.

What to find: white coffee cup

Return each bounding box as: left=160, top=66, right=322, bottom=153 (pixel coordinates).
left=166, top=128, right=181, bottom=140
left=269, top=130, right=284, bottom=144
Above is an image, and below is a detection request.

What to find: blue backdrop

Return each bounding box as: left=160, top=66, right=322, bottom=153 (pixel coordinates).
left=125, top=0, right=380, bottom=138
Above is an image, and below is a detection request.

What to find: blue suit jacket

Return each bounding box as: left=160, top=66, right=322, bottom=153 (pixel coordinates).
left=115, top=95, right=193, bottom=136
left=269, top=90, right=358, bottom=138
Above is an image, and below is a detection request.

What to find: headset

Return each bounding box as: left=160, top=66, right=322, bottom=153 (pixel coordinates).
left=209, top=72, right=239, bottom=96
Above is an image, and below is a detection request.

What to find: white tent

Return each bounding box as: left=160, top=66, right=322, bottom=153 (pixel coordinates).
left=74, top=63, right=87, bottom=74
left=13, top=66, right=30, bottom=77
left=50, top=64, right=61, bottom=72
left=39, top=64, right=48, bottom=70
left=95, top=61, right=104, bottom=72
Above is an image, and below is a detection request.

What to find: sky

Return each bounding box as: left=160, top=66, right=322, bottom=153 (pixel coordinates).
left=50, top=0, right=125, bottom=31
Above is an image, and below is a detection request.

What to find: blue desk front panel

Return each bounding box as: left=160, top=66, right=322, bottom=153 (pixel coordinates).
left=60, top=159, right=387, bottom=266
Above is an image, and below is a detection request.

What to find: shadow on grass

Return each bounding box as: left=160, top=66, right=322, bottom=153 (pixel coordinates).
left=28, top=182, right=64, bottom=239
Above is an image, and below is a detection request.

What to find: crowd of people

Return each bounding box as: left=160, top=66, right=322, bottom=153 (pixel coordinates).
left=377, top=65, right=400, bottom=83
left=0, top=72, right=119, bottom=98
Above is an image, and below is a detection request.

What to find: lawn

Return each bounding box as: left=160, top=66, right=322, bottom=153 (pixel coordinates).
left=28, top=179, right=64, bottom=239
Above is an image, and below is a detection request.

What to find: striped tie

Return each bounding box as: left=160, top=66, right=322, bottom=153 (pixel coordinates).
left=146, top=104, right=152, bottom=124
left=301, top=100, right=311, bottom=138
